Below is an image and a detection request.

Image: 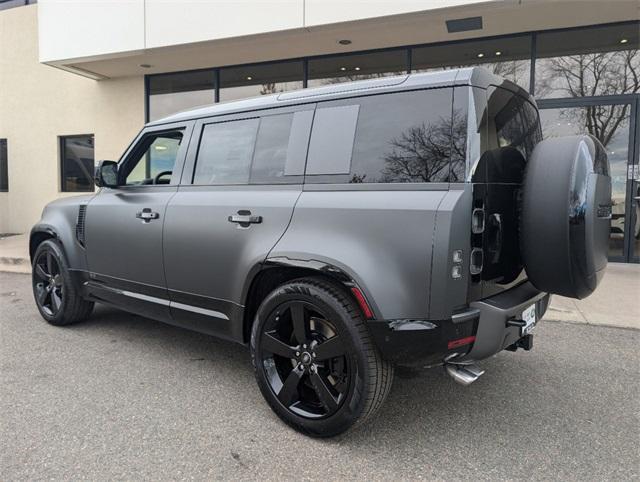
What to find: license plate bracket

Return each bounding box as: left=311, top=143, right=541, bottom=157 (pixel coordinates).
left=521, top=304, right=537, bottom=336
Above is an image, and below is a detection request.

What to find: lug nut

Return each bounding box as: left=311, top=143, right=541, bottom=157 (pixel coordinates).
left=298, top=364, right=304, bottom=371
left=303, top=344, right=307, bottom=349
left=312, top=352, right=316, bottom=358
left=295, top=351, right=300, bottom=356
left=310, top=365, right=317, bottom=373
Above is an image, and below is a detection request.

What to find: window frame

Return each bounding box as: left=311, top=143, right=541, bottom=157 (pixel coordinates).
left=180, top=103, right=315, bottom=187
left=59, top=134, right=95, bottom=193
left=111, top=120, right=194, bottom=191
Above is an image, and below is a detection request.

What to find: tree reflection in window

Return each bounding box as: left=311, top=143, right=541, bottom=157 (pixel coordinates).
left=347, top=88, right=466, bottom=184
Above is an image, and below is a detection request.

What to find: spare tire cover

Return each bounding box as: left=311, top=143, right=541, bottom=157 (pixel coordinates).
left=521, top=135, right=610, bottom=299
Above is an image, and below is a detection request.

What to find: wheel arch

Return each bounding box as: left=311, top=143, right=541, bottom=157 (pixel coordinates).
left=241, top=257, right=377, bottom=344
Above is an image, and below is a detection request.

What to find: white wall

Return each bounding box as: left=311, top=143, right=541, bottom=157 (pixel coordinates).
left=38, top=0, right=145, bottom=62
left=38, top=0, right=498, bottom=62
left=0, top=5, right=144, bottom=234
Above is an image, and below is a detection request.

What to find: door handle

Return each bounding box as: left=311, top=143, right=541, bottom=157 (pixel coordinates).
left=136, top=208, right=159, bottom=223
left=228, top=210, right=262, bottom=227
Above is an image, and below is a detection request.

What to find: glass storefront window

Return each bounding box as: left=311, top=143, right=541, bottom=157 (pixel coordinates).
left=412, top=35, right=532, bottom=90
left=149, top=71, right=215, bottom=121
left=308, top=50, right=408, bottom=87
left=60, top=135, right=95, bottom=192
left=219, top=61, right=303, bottom=102
left=539, top=104, right=631, bottom=258
left=535, top=23, right=640, bottom=99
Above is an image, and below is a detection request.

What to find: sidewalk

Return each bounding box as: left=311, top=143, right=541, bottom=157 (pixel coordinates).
left=0, top=233, right=29, bottom=274
left=1, top=232, right=638, bottom=328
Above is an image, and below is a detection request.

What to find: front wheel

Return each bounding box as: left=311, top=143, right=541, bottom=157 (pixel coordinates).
left=32, top=239, right=94, bottom=326
left=250, top=277, right=393, bottom=437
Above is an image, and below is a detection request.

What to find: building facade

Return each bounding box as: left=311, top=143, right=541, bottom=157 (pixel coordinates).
left=0, top=0, right=639, bottom=262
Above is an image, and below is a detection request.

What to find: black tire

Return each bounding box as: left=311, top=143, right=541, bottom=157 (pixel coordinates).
left=520, top=134, right=611, bottom=299
left=32, top=239, right=94, bottom=326
left=250, top=277, right=393, bottom=437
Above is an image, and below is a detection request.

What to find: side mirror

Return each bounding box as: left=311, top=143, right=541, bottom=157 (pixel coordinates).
left=95, top=160, right=119, bottom=188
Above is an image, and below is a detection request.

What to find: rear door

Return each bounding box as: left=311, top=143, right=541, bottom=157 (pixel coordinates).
left=162, top=104, right=314, bottom=340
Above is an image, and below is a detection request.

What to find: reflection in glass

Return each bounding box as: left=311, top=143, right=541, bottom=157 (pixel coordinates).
left=326, top=89, right=462, bottom=183
left=308, top=50, right=408, bottom=87
left=125, top=132, right=183, bottom=185
left=219, top=61, right=303, bottom=102
left=61, top=136, right=94, bottom=192
left=412, top=35, right=532, bottom=90
left=540, top=105, right=631, bottom=257
left=149, top=71, right=215, bottom=121
left=535, top=23, right=640, bottom=98
left=194, top=119, right=259, bottom=184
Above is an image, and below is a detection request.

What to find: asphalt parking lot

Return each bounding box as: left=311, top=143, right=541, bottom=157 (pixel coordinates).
left=1, top=271, right=639, bottom=481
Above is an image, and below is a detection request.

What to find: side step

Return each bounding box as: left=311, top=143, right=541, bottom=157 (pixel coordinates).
left=445, top=363, right=485, bottom=386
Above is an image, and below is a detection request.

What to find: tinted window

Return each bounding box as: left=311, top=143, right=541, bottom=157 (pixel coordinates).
left=123, top=131, right=183, bottom=186
left=60, top=135, right=94, bottom=192
left=219, top=61, right=304, bottom=102
left=149, top=71, right=215, bottom=121
left=308, top=50, right=408, bottom=87
left=489, top=88, right=542, bottom=159
left=306, top=89, right=458, bottom=183
left=0, top=139, right=7, bottom=192
left=535, top=23, right=640, bottom=99
left=194, top=111, right=311, bottom=185
left=194, top=119, right=259, bottom=185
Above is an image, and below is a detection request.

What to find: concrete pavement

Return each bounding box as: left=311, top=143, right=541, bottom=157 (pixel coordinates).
left=1, top=271, right=639, bottom=480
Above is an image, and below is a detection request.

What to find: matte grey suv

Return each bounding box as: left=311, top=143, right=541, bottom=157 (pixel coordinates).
left=30, top=68, right=611, bottom=437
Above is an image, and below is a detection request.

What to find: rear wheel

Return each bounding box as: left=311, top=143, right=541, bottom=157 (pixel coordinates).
left=32, top=239, right=93, bottom=326
left=250, top=278, right=393, bottom=437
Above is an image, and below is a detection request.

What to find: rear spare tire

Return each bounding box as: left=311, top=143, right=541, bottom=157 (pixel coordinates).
left=521, top=134, right=610, bottom=299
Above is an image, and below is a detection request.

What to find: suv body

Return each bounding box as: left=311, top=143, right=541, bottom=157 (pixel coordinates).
left=30, top=67, right=608, bottom=436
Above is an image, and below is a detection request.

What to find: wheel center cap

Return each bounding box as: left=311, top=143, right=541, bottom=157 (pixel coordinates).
left=301, top=352, right=312, bottom=365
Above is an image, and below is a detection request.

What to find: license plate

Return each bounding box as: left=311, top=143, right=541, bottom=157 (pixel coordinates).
left=521, top=304, right=537, bottom=336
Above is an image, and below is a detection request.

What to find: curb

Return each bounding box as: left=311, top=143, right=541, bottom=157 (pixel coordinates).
left=0, top=257, right=31, bottom=274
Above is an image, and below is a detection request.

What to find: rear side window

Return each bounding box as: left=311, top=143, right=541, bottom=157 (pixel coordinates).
left=305, top=88, right=456, bottom=183
left=489, top=88, right=542, bottom=158
left=193, top=110, right=312, bottom=185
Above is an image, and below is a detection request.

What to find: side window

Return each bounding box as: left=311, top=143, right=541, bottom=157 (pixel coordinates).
left=305, top=89, right=456, bottom=183
left=193, top=118, right=259, bottom=185
left=192, top=110, right=313, bottom=185
left=122, top=130, right=184, bottom=186
left=489, top=88, right=542, bottom=158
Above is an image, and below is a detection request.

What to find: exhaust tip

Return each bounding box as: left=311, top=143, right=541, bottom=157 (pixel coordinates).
left=445, top=363, right=485, bottom=386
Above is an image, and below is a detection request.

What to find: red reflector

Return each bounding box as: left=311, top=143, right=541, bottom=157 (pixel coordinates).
left=351, top=287, right=374, bottom=320
left=448, top=336, right=476, bottom=350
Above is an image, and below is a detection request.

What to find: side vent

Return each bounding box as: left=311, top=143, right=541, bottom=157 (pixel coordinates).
left=76, top=205, right=87, bottom=247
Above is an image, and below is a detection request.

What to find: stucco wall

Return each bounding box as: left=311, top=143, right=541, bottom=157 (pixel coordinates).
left=0, top=5, right=144, bottom=233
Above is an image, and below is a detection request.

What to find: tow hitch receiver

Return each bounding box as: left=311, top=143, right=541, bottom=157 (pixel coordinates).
left=505, top=334, right=534, bottom=352
left=445, top=363, right=485, bottom=386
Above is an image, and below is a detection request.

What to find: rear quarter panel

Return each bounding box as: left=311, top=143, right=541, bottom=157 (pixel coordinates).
left=268, top=186, right=448, bottom=320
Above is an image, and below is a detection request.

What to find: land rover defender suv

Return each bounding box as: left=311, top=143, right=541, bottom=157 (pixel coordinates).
left=30, top=68, right=611, bottom=437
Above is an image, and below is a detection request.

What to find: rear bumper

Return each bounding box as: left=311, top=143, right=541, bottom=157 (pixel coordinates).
left=459, top=282, right=549, bottom=362
left=367, top=281, right=550, bottom=366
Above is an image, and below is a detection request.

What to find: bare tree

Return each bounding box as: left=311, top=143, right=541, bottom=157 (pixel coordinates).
left=378, top=109, right=467, bottom=183
left=538, top=49, right=639, bottom=146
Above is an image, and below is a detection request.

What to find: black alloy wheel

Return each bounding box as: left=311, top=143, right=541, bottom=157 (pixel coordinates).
left=31, top=239, right=94, bottom=326
left=251, top=278, right=394, bottom=437
left=260, top=300, right=350, bottom=419
left=33, top=250, right=64, bottom=317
